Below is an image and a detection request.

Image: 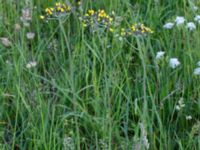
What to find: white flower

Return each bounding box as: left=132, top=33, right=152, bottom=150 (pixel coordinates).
left=0, top=37, right=12, bottom=47
left=178, top=98, right=185, bottom=107
left=26, top=61, right=37, bottom=69
left=26, top=32, right=35, bottom=39
left=175, top=105, right=180, bottom=111
left=192, top=6, right=198, bottom=11
left=163, top=22, right=174, bottom=29
left=175, top=16, right=185, bottom=25
left=20, top=8, right=32, bottom=22
left=186, top=115, right=192, bottom=120
left=197, top=61, right=200, bottom=66
left=169, top=58, right=180, bottom=69
left=194, top=15, right=200, bottom=23
left=15, top=23, right=21, bottom=31
left=156, top=51, right=165, bottom=60
left=175, top=98, right=185, bottom=111
left=186, top=22, right=196, bottom=31
left=194, top=67, right=200, bottom=75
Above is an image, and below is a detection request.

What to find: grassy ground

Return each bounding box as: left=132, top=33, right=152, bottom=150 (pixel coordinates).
left=1, top=0, right=200, bottom=149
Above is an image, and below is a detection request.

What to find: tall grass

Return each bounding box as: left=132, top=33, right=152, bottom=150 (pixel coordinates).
left=0, top=0, right=200, bottom=149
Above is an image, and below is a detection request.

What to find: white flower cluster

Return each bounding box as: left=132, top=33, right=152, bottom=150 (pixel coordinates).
left=193, top=61, right=200, bottom=75
left=194, top=15, right=200, bottom=23
left=175, top=98, right=185, bottom=111
left=155, top=51, right=200, bottom=75
left=163, top=15, right=199, bottom=31
left=26, top=61, right=37, bottom=69
left=169, top=58, right=180, bottom=69
left=155, top=51, right=165, bottom=60
left=186, top=115, right=192, bottom=120
left=155, top=51, right=180, bottom=69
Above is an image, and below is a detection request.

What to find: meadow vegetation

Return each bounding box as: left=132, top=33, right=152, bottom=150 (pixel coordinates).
left=0, top=0, right=200, bottom=149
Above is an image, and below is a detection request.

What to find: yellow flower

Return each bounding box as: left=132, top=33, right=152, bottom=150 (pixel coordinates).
left=109, top=17, right=113, bottom=22
left=83, top=23, right=87, bottom=27
left=55, top=2, right=61, bottom=7
left=88, top=9, right=95, bottom=15
left=98, top=10, right=107, bottom=18
left=77, top=1, right=81, bottom=5
left=45, top=8, right=53, bottom=15
left=60, top=8, right=65, bottom=12
left=85, top=13, right=89, bottom=17
left=40, top=15, right=45, bottom=20
left=121, top=28, right=126, bottom=36
left=109, top=28, right=114, bottom=32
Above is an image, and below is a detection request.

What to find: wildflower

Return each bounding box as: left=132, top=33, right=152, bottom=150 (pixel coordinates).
left=131, top=25, right=136, bottom=32
left=21, top=8, right=32, bottom=22
left=26, top=61, right=37, bottom=69
left=129, top=24, right=153, bottom=35
left=40, top=15, right=45, bottom=20
left=175, top=105, right=181, bottom=111
left=41, top=3, right=71, bottom=20
left=197, top=61, right=200, bottom=66
left=163, top=22, right=174, bottom=29
left=155, top=51, right=165, bottom=60
left=0, top=37, right=12, bottom=47
left=14, top=23, right=21, bottom=31
left=175, top=16, right=185, bottom=26
left=140, top=24, right=154, bottom=33
left=88, top=9, right=95, bottom=15
left=192, top=6, right=198, bottom=11
left=80, top=9, right=115, bottom=32
left=194, top=15, right=200, bottom=23
left=194, top=67, right=200, bottom=75
left=186, top=22, right=196, bottom=31
left=186, top=115, right=192, bottom=120
left=169, top=58, right=180, bottom=69
left=120, top=28, right=126, bottom=36
left=109, top=28, right=114, bottom=32
left=77, top=1, right=81, bottom=6
left=98, top=10, right=107, bottom=18
left=26, top=32, right=35, bottom=39
left=178, top=98, right=185, bottom=108
left=176, top=98, right=185, bottom=111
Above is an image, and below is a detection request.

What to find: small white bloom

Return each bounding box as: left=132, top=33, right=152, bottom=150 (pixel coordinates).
left=197, top=61, right=200, bottom=66
left=186, top=115, right=192, bottom=120
left=20, top=8, right=32, bottom=22
left=194, top=15, right=200, bottom=23
left=26, top=61, right=37, bottom=69
left=156, top=51, right=165, bottom=60
left=26, top=32, right=35, bottom=39
left=169, top=58, right=180, bottom=69
left=119, top=37, right=123, bottom=41
left=186, top=22, right=196, bottom=31
left=192, top=6, right=198, bottom=11
left=175, top=16, right=185, bottom=26
left=180, top=104, right=185, bottom=108
left=175, top=105, right=180, bottom=111
left=0, top=37, right=12, bottom=47
left=163, top=22, right=174, bottom=29
left=194, top=67, right=200, bottom=75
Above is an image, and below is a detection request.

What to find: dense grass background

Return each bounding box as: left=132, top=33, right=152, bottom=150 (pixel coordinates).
left=1, top=0, right=200, bottom=149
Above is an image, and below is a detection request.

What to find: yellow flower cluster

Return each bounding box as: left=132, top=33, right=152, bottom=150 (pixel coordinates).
left=80, top=9, right=115, bottom=32
left=120, top=24, right=153, bottom=36
left=40, top=3, right=153, bottom=36
left=40, top=2, right=71, bottom=20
